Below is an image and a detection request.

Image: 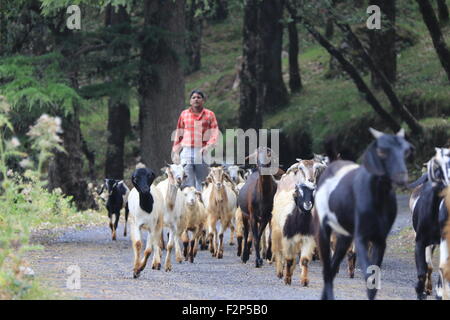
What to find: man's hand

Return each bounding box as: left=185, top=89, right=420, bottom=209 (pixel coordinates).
left=172, top=151, right=181, bottom=164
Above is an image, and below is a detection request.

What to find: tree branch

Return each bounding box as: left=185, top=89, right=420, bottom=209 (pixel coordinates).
left=332, top=20, right=423, bottom=135
left=285, top=1, right=401, bottom=133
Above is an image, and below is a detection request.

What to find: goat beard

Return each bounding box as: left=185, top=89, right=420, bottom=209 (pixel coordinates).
left=444, top=186, right=450, bottom=282
left=212, top=186, right=228, bottom=212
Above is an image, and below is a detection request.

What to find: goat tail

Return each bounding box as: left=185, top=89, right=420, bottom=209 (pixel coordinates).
left=444, top=187, right=450, bottom=282
left=407, top=173, right=428, bottom=189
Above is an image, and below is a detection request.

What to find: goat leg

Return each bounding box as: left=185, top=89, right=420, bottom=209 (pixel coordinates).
left=415, top=240, right=428, bottom=300
left=319, top=224, right=334, bottom=300
left=124, top=203, right=129, bottom=237
left=284, top=258, right=294, bottom=285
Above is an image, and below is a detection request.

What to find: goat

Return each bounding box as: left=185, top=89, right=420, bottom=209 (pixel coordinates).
left=271, top=159, right=324, bottom=285
left=156, top=164, right=187, bottom=272
left=285, top=158, right=327, bottom=180
left=238, top=147, right=279, bottom=267
left=409, top=148, right=450, bottom=299
left=224, top=164, right=246, bottom=185
left=99, top=179, right=130, bottom=240
left=180, top=186, right=207, bottom=263
left=236, top=207, right=271, bottom=260
left=128, top=167, right=164, bottom=278
left=272, top=182, right=316, bottom=286
left=202, top=166, right=237, bottom=259
left=315, top=128, right=412, bottom=300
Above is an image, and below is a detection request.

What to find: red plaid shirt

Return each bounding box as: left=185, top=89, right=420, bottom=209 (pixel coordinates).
left=172, top=107, right=219, bottom=153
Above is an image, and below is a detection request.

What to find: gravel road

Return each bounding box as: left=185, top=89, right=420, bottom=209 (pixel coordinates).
left=26, top=194, right=428, bottom=300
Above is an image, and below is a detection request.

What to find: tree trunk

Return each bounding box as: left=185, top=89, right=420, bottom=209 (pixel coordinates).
left=369, top=0, right=397, bottom=88
left=105, top=99, right=130, bottom=180
left=325, top=0, right=336, bottom=39
left=0, top=3, right=6, bottom=55
left=259, top=0, right=289, bottom=113
left=239, top=0, right=261, bottom=130
left=208, top=0, right=228, bottom=21
left=417, top=0, right=450, bottom=82
left=139, top=0, right=185, bottom=171
left=288, top=21, right=302, bottom=93
left=104, top=4, right=131, bottom=180
left=47, top=19, right=95, bottom=210
left=48, top=107, right=96, bottom=210
left=185, top=0, right=203, bottom=74
left=437, top=0, right=449, bottom=24
left=239, top=0, right=288, bottom=129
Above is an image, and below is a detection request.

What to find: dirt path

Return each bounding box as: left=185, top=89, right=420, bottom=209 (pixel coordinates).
left=26, top=195, right=425, bottom=300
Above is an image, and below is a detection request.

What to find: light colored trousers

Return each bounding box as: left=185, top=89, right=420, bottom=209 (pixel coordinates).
left=180, top=147, right=209, bottom=191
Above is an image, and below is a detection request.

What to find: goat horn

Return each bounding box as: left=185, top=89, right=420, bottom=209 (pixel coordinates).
left=369, top=127, right=384, bottom=139
left=396, top=128, right=405, bottom=138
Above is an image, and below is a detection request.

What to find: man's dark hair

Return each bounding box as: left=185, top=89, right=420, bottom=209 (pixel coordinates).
left=190, top=90, right=205, bottom=99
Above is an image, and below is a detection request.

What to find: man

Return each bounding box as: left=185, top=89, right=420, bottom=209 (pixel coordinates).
left=172, top=90, right=219, bottom=191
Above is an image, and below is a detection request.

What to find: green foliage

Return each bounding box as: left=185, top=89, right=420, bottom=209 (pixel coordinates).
left=0, top=54, right=84, bottom=117
left=0, top=99, right=104, bottom=299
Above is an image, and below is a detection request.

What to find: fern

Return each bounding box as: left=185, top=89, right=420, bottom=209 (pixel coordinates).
left=0, top=54, right=85, bottom=116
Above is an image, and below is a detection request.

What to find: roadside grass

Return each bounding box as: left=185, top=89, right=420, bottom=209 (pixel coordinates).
left=0, top=170, right=107, bottom=300
left=0, top=109, right=107, bottom=300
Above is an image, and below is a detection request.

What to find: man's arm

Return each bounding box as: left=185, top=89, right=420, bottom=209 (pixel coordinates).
left=172, top=114, right=184, bottom=153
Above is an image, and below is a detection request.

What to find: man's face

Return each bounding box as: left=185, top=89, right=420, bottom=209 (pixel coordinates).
left=190, top=93, right=204, bottom=109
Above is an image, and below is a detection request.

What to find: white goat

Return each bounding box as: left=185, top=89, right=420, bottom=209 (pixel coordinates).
left=180, top=186, right=207, bottom=263
left=156, top=164, right=187, bottom=272
left=128, top=168, right=164, bottom=278
left=202, top=166, right=237, bottom=258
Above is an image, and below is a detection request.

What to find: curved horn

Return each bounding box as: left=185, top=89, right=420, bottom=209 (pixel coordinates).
left=369, top=127, right=384, bottom=139
left=397, top=128, right=405, bottom=138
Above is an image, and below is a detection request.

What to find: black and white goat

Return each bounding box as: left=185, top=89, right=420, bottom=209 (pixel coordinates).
left=100, top=179, right=130, bottom=240
left=409, top=147, right=450, bottom=299
left=315, top=128, right=412, bottom=300
left=128, top=167, right=164, bottom=278
left=272, top=181, right=316, bottom=286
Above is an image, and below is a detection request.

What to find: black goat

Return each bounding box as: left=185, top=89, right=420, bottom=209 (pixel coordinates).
left=315, top=128, right=412, bottom=300
left=100, top=179, right=130, bottom=240
left=409, top=147, right=450, bottom=299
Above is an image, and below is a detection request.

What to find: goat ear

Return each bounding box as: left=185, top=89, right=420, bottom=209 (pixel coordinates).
left=362, top=142, right=385, bottom=176
left=131, top=175, right=138, bottom=190
left=435, top=147, right=442, bottom=156
left=148, top=170, right=156, bottom=185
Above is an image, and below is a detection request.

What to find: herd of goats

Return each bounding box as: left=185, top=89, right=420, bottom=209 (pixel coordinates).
left=97, top=128, right=450, bottom=300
